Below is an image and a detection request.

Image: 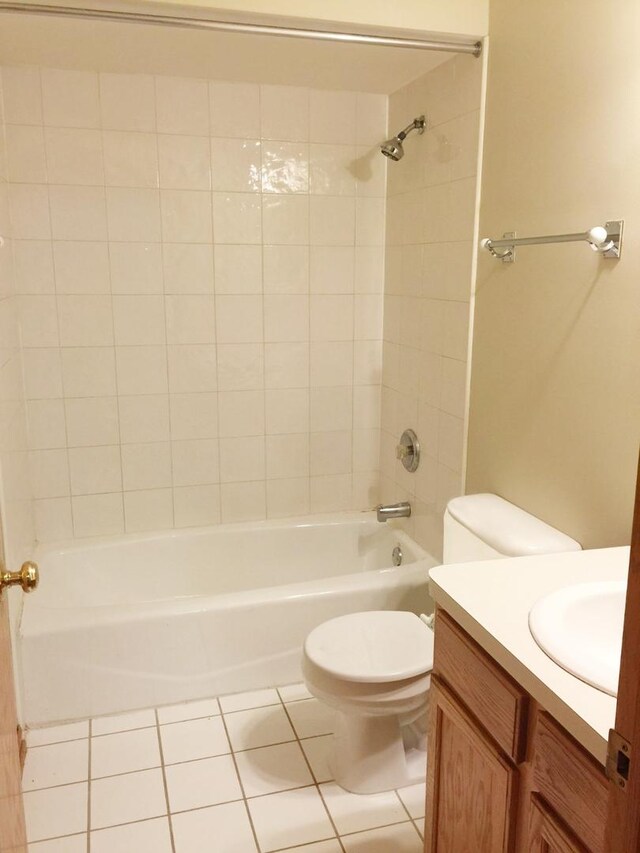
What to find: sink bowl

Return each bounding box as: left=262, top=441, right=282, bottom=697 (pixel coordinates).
left=529, top=581, right=626, bottom=696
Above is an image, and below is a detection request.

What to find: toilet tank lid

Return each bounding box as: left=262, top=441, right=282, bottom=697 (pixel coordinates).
left=446, top=494, right=582, bottom=557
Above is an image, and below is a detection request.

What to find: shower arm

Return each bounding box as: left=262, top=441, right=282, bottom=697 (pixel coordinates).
left=397, top=117, right=426, bottom=140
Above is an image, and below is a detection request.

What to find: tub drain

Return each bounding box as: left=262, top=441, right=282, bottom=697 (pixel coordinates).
left=392, top=545, right=403, bottom=566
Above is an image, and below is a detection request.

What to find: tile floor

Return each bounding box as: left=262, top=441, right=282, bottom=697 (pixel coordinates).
left=23, top=684, right=426, bottom=852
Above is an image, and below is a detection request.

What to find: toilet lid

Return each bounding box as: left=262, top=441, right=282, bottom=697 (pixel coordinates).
left=304, top=611, right=434, bottom=683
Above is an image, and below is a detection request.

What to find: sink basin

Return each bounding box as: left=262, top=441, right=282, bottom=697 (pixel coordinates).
left=529, top=581, right=626, bottom=696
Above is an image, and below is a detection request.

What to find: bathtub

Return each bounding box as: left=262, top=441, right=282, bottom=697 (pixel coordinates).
left=20, top=512, right=435, bottom=726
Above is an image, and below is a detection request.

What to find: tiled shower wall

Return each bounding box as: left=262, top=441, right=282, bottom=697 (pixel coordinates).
left=379, top=54, right=482, bottom=560
left=2, top=66, right=387, bottom=542
left=0, top=77, right=34, bottom=570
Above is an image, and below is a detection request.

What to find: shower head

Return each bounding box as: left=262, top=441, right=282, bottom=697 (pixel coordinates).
left=380, top=115, right=426, bottom=161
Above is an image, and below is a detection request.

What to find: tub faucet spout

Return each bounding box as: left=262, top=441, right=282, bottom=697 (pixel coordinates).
left=376, top=502, right=411, bottom=522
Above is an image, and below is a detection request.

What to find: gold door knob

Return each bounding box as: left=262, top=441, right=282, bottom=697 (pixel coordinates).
left=0, top=561, right=39, bottom=595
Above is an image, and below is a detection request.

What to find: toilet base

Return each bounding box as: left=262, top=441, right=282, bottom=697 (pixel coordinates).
left=329, top=709, right=427, bottom=794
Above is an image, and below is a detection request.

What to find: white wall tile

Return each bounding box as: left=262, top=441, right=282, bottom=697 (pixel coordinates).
left=65, top=397, right=119, bottom=447
left=212, top=193, right=261, bottom=244
left=159, top=135, right=211, bottom=190
left=173, top=484, right=220, bottom=527
left=18, top=295, right=59, bottom=347
left=219, top=436, right=264, bottom=483
left=103, top=131, right=159, bottom=188
left=27, top=399, right=66, bottom=450
left=106, top=188, right=161, bottom=242
left=45, top=128, right=103, bottom=186
left=72, top=493, right=124, bottom=537
left=214, top=245, right=262, bottom=295
left=1, top=67, right=43, bottom=125
left=119, top=395, right=171, bottom=444
left=211, top=138, right=260, bottom=192
left=99, top=73, right=156, bottom=132
left=116, top=346, right=168, bottom=395
left=310, top=246, right=354, bottom=295
left=265, top=389, right=309, bottom=434
left=209, top=81, right=260, bottom=138
left=113, top=295, right=166, bottom=346
left=23, top=348, right=63, bottom=399
left=310, top=90, right=357, bottom=144
left=266, top=478, right=309, bottom=518
left=217, top=343, right=264, bottom=391
left=49, top=186, right=106, bottom=241
left=69, top=445, right=121, bottom=494
left=266, top=433, right=309, bottom=479
left=163, top=244, right=213, bottom=294
left=13, top=67, right=390, bottom=545
left=5, top=125, right=47, bottom=183
left=263, top=246, right=308, bottom=295
left=310, top=197, right=355, bottom=246
left=122, top=442, right=172, bottom=490
left=155, top=76, right=209, bottom=135
left=262, top=195, right=308, bottom=245
left=166, top=295, right=215, bottom=344
left=169, top=393, right=217, bottom=440
left=220, top=481, right=266, bottom=523
left=124, top=488, right=173, bottom=533
left=264, top=295, right=308, bottom=343
left=29, top=449, right=70, bottom=498
left=9, top=185, right=51, bottom=239
left=172, top=439, right=219, bottom=486
left=218, top=390, right=265, bottom=437
left=57, top=295, right=113, bottom=347
left=264, top=342, right=308, bottom=390
left=62, top=347, right=116, bottom=397
left=41, top=68, right=99, bottom=128
left=53, top=242, right=110, bottom=294
left=261, top=142, right=309, bottom=194
left=167, top=345, right=217, bottom=393
left=216, top=296, right=263, bottom=344
left=260, top=85, right=309, bottom=141
left=13, top=241, right=55, bottom=294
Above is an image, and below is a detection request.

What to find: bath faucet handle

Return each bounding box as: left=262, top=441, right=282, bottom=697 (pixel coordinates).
left=396, top=444, right=410, bottom=460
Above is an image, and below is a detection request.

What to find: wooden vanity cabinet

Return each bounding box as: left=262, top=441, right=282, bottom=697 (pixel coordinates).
left=425, top=611, right=608, bottom=853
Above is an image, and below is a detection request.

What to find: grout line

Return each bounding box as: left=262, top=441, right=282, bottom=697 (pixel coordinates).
left=217, top=696, right=262, bottom=853
left=86, top=718, right=92, bottom=852
left=154, top=708, right=177, bottom=853
left=279, top=700, right=346, bottom=853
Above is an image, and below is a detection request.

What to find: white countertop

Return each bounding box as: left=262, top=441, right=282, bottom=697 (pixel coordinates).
left=429, top=546, right=629, bottom=766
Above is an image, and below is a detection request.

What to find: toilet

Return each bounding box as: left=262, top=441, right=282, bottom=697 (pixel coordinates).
left=302, top=493, right=582, bottom=794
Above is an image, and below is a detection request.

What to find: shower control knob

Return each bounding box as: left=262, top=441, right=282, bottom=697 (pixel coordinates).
left=396, top=429, right=420, bottom=473
left=0, top=560, right=39, bottom=595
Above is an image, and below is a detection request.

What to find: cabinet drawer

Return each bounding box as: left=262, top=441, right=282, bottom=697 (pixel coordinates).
left=532, top=712, right=607, bottom=853
left=433, top=611, right=528, bottom=762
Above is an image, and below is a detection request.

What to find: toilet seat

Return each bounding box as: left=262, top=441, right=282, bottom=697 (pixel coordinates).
left=304, top=611, right=434, bottom=683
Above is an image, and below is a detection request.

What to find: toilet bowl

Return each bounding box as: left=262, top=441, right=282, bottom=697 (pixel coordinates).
left=302, top=610, right=434, bottom=794
left=301, top=494, right=583, bottom=796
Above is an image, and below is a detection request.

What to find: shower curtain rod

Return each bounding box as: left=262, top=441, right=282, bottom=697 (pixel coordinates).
left=0, top=2, right=483, bottom=56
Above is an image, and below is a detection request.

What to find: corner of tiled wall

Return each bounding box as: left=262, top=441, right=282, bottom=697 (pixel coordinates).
left=379, top=53, right=483, bottom=561
left=3, top=65, right=389, bottom=543
left=0, top=67, right=36, bottom=570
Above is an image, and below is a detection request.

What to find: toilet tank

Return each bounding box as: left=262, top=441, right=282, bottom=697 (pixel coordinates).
left=443, top=494, right=582, bottom=564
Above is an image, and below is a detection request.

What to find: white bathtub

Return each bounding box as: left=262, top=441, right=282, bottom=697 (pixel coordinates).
left=20, top=512, right=435, bottom=725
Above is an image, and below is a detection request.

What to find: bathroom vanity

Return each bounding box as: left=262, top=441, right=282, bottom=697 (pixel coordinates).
left=425, top=547, right=628, bottom=852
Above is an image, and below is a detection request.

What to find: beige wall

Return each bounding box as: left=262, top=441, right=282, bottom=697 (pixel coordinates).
left=379, top=54, right=483, bottom=560
left=24, top=0, right=489, bottom=37
left=467, top=0, right=640, bottom=548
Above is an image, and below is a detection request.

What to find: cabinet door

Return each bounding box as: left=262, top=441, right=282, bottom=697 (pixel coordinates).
left=425, top=676, right=518, bottom=853
left=528, top=795, right=588, bottom=853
